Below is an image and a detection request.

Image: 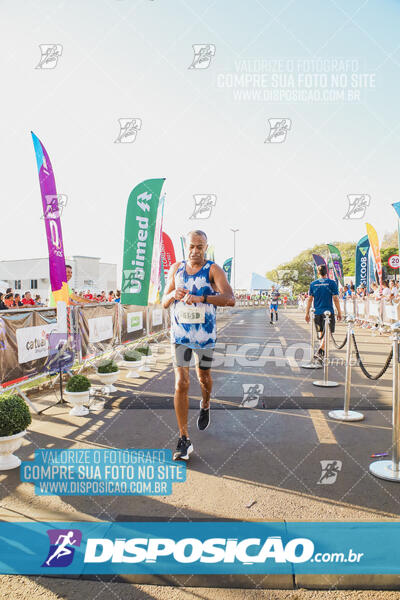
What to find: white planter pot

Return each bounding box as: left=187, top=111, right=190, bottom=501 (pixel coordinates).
left=64, top=389, right=90, bottom=416
left=139, top=353, right=153, bottom=372
left=96, top=369, right=120, bottom=393
left=0, top=430, right=26, bottom=470
left=119, top=358, right=144, bottom=378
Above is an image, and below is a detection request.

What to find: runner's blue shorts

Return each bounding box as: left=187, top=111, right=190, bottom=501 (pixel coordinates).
left=270, top=303, right=278, bottom=311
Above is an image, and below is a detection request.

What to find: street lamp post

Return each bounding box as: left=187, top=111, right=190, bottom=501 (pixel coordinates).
left=230, top=228, right=239, bottom=294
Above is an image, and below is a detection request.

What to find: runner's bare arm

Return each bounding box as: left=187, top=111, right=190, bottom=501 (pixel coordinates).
left=305, top=295, right=313, bottom=322
left=162, top=262, right=187, bottom=308
left=186, top=264, right=235, bottom=307
left=333, top=295, right=342, bottom=320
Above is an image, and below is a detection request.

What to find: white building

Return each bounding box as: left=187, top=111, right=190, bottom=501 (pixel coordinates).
left=0, top=256, right=117, bottom=303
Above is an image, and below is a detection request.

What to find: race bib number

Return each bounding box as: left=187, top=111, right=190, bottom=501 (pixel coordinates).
left=176, top=302, right=205, bottom=324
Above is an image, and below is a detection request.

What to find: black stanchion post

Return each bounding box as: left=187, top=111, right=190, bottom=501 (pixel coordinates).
left=370, top=321, right=400, bottom=482
left=329, top=316, right=364, bottom=422
left=313, top=310, right=339, bottom=388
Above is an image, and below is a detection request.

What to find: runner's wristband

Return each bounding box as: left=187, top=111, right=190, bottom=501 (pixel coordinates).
left=203, top=295, right=208, bottom=303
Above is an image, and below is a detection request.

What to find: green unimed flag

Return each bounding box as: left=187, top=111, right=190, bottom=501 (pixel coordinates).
left=121, top=178, right=166, bottom=306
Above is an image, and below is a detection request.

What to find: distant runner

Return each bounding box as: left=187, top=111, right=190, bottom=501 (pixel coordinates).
left=269, top=285, right=280, bottom=324
left=305, top=264, right=342, bottom=363
left=162, top=230, right=235, bottom=461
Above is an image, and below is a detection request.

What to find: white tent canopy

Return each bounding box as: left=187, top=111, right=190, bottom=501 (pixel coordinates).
left=250, top=273, right=276, bottom=291
left=0, top=280, right=9, bottom=293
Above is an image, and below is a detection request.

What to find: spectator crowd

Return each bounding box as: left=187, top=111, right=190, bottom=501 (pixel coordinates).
left=0, top=288, right=121, bottom=310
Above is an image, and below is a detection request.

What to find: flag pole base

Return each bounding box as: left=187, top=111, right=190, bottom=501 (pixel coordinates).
left=313, top=380, right=339, bottom=387
left=369, top=460, right=400, bottom=482
left=328, top=409, right=364, bottom=422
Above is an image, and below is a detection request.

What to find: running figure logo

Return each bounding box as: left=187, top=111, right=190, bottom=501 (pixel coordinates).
left=188, top=44, right=216, bottom=69
left=343, top=195, right=370, bottom=220
left=264, top=119, right=291, bottom=143
left=189, top=195, right=217, bottom=219
left=114, top=118, right=142, bottom=143
left=41, top=194, right=68, bottom=220
left=35, top=44, right=63, bottom=69
left=42, top=529, right=82, bottom=567
left=317, top=460, right=342, bottom=485
left=241, top=384, right=264, bottom=408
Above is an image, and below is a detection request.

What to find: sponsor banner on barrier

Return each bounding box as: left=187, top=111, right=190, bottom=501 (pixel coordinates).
left=127, top=311, right=143, bottom=334
left=369, top=301, right=380, bottom=318
left=120, top=305, right=147, bottom=343
left=152, top=309, right=163, bottom=327
left=88, top=316, right=113, bottom=343
left=0, top=309, right=59, bottom=386
left=16, top=323, right=55, bottom=364
left=1, top=521, right=400, bottom=575
left=78, top=304, right=118, bottom=359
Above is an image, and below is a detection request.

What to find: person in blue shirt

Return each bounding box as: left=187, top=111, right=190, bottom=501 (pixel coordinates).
left=305, top=264, right=342, bottom=362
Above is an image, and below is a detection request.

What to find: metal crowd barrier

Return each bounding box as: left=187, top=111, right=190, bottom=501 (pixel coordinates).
left=0, top=303, right=170, bottom=412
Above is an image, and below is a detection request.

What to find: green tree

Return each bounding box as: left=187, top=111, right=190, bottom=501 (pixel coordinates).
left=380, top=246, right=398, bottom=278
left=266, top=241, right=356, bottom=294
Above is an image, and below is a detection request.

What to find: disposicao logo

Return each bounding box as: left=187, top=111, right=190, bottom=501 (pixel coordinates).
left=42, top=529, right=82, bottom=567
left=83, top=536, right=314, bottom=565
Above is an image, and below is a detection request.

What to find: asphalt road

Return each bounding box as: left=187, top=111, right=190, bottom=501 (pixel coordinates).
left=1, top=306, right=399, bottom=597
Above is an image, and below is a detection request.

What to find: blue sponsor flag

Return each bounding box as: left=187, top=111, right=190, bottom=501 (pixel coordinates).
left=355, top=235, right=370, bottom=290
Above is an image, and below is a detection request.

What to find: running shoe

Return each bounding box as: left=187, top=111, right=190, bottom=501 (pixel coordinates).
left=173, top=435, right=193, bottom=461
left=314, top=348, right=325, bottom=363
left=197, top=404, right=210, bottom=431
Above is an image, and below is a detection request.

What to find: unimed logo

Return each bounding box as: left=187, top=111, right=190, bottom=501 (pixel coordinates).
left=83, top=536, right=314, bottom=564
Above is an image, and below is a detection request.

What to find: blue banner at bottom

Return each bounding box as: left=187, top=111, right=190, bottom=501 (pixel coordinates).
left=0, top=522, right=398, bottom=575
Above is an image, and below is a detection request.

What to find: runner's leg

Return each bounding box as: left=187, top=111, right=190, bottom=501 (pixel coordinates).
left=196, top=365, right=212, bottom=409
left=174, top=366, right=190, bottom=437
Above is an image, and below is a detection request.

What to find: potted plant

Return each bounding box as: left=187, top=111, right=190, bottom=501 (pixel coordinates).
left=136, top=345, right=153, bottom=372
left=0, top=394, right=32, bottom=470
left=119, top=349, right=144, bottom=378
left=65, top=374, right=91, bottom=416
left=95, top=359, right=120, bottom=393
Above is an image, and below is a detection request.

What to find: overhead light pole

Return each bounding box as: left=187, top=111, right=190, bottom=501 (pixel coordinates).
left=230, top=228, right=239, bottom=295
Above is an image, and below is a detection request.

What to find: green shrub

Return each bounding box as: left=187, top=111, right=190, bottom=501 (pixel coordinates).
left=97, top=359, right=119, bottom=374
left=66, top=374, right=91, bottom=393
left=123, top=349, right=142, bottom=362
left=0, top=394, right=32, bottom=437
left=136, top=346, right=152, bottom=356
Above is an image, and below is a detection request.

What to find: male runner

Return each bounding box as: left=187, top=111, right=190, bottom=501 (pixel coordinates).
left=269, top=285, right=280, bottom=324
left=162, top=230, right=235, bottom=461
left=305, top=264, right=342, bottom=362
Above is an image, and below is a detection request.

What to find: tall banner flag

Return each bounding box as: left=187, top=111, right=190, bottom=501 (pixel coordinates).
left=392, top=202, right=400, bottom=257
left=121, top=178, right=166, bottom=306
left=326, top=253, right=337, bottom=283
left=355, top=235, right=370, bottom=290
left=161, top=232, right=176, bottom=280
left=366, top=223, right=382, bottom=288
left=223, top=258, right=233, bottom=283
left=312, top=254, right=327, bottom=280
left=148, top=194, right=166, bottom=305
left=180, top=236, right=186, bottom=260
left=327, top=244, right=344, bottom=287
left=369, top=248, right=377, bottom=287
left=31, top=132, right=69, bottom=305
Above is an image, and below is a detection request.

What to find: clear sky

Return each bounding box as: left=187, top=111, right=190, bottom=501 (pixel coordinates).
left=1, top=0, right=400, bottom=288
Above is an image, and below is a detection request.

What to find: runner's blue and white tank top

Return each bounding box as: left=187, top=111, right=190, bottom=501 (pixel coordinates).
left=171, top=260, right=217, bottom=349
